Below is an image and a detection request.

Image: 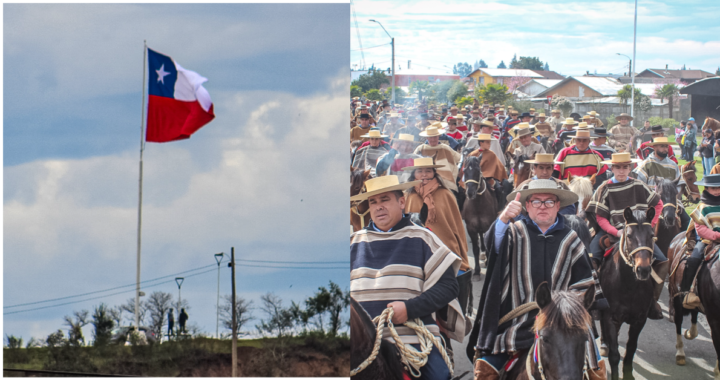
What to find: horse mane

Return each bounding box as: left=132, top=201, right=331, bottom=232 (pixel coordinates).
left=654, top=177, right=678, bottom=200
left=564, top=215, right=591, bottom=249
left=631, top=209, right=650, bottom=224
left=534, top=291, right=591, bottom=334
left=682, top=161, right=696, bottom=173
left=464, top=155, right=482, bottom=172
left=569, top=176, right=593, bottom=201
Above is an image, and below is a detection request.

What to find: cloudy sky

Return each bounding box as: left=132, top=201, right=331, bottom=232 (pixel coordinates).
left=351, top=0, right=720, bottom=76
left=4, top=4, right=349, bottom=342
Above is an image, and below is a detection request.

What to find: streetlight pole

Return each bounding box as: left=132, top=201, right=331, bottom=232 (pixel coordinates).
left=214, top=252, right=224, bottom=339
left=175, top=277, right=184, bottom=334
left=369, top=19, right=394, bottom=105
left=631, top=0, right=638, bottom=127
left=617, top=53, right=633, bottom=116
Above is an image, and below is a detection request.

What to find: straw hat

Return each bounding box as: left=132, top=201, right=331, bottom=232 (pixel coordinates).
left=562, top=118, right=579, bottom=126
left=393, top=133, right=420, bottom=145
left=474, top=133, right=493, bottom=141
left=402, top=157, right=444, bottom=171
left=587, top=111, right=601, bottom=118
left=529, top=108, right=536, bottom=112
left=581, top=115, right=593, bottom=120
left=573, top=122, right=592, bottom=130
left=616, top=113, right=634, bottom=121
left=600, top=152, right=642, bottom=165
left=360, top=129, right=389, bottom=138
left=350, top=175, right=421, bottom=202
left=551, top=109, right=561, bottom=113
left=538, top=113, right=546, bottom=118
left=647, top=136, right=671, bottom=146
left=419, top=126, right=446, bottom=137
left=571, top=130, right=592, bottom=139
left=525, top=153, right=562, bottom=165
left=510, top=122, right=538, bottom=138
left=455, top=114, right=465, bottom=121
left=505, top=179, right=579, bottom=208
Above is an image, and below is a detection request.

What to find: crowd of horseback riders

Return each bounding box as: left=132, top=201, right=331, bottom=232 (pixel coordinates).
left=350, top=96, right=720, bottom=380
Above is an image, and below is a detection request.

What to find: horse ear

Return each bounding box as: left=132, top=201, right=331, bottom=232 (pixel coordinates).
left=582, top=286, right=596, bottom=311
left=623, top=207, right=635, bottom=224
left=672, top=176, right=680, bottom=187
left=535, top=282, right=552, bottom=309
left=568, top=172, right=575, bottom=182
left=646, top=206, right=655, bottom=224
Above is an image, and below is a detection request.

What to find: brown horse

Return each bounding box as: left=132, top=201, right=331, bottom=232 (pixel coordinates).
left=599, top=207, right=657, bottom=380
left=667, top=234, right=720, bottom=378
left=703, top=117, right=720, bottom=133
left=679, top=161, right=701, bottom=206
left=351, top=168, right=372, bottom=232
left=511, top=154, right=532, bottom=189
left=462, top=155, right=498, bottom=275
left=502, top=282, right=601, bottom=380
left=350, top=298, right=405, bottom=380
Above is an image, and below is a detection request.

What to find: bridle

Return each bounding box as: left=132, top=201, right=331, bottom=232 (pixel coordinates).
left=618, top=223, right=655, bottom=270
left=464, top=178, right=486, bottom=195
left=526, top=328, right=598, bottom=380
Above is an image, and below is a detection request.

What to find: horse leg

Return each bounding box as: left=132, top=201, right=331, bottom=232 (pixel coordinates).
left=708, top=316, right=720, bottom=380
left=600, top=314, right=621, bottom=380
left=479, top=231, right=487, bottom=267
left=468, top=228, right=481, bottom=276
left=622, top=320, right=647, bottom=380
left=685, top=309, right=699, bottom=340
left=674, top=295, right=686, bottom=365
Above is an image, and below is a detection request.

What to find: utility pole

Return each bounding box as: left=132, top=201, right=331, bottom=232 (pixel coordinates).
left=631, top=0, right=638, bottom=127
left=175, top=277, right=184, bottom=335
left=369, top=19, right=395, bottom=105
left=230, top=247, right=237, bottom=377
left=214, top=252, right=224, bottom=339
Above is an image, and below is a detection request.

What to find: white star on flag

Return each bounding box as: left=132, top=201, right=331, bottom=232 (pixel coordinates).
left=156, top=64, right=170, bottom=84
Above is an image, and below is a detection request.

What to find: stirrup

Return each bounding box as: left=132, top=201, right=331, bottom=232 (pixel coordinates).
left=682, top=291, right=702, bottom=310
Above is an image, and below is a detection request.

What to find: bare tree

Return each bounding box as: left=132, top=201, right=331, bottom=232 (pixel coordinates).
left=63, top=310, right=89, bottom=346
left=220, top=295, right=253, bottom=336
left=256, top=293, right=295, bottom=337
left=108, top=306, right=123, bottom=328
left=146, top=291, right=174, bottom=338
left=120, top=298, right=149, bottom=326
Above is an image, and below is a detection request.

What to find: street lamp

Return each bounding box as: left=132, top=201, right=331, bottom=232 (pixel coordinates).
left=369, top=19, right=394, bottom=105
left=175, top=277, right=184, bottom=333
left=617, top=53, right=634, bottom=125
left=214, top=252, right=224, bottom=339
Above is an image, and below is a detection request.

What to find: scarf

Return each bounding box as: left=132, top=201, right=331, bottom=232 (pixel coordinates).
left=700, top=190, right=720, bottom=206
left=414, top=177, right=440, bottom=225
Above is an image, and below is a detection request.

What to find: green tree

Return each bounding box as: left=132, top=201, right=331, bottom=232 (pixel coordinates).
left=300, top=281, right=349, bottom=336
left=63, top=310, right=89, bottom=347
left=350, top=85, right=362, bottom=98
left=447, top=81, right=469, bottom=103
left=382, top=86, right=406, bottom=101
left=351, top=70, right=390, bottom=92
left=456, top=96, right=475, bottom=108
left=655, top=83, right=680, bottom=118
left=648, top=116, right=678, bottom=130
left=220, top=294, right=253, bottom=337
left=409, top=80, right=430, bottom=100
left=497, top=60, right=506, bottom=69
left=617, top=84, right=643, bottom=113
left=478, top=83, right=511, bottom=105
left=91, top=303, right=114, bottom=346
left=544, top=62, right=550, bottom=71
left=512, top=56, right=544, bottom=70
left=453, top=62, right=472, bottom=77
left=478, top=59, right=488, bottom=68
left=364, top=88, right=384, bottom=101
left=428, top=80, right=458, bottom=104
left=5, top=334, right=23, bottom=349
left=256, top=293, right=295, bottom=338
left=509, top=54, right=518, bottom=68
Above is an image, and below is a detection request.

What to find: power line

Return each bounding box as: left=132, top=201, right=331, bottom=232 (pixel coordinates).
left=351, top=42, right=391, bottom=52
left=235, top=259, right=347, bottom=264
left=237, top=264, right=348, bottom=270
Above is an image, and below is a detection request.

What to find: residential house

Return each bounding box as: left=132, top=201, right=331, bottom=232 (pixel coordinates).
left=467, top=68, right=543, bottom=87
left=636, top=67, right=716, bottom=84
left=517, top=79, right=563, bottom=97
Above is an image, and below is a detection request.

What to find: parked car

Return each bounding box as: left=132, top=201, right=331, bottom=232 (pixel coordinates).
left=111, top=326, right=157, bottom=345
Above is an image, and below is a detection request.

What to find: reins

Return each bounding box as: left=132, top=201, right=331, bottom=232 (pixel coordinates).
left=525, top=328, right=596, bottom=380
left=618, top=223, right=664, bottom=284
left=350, top=307, right=453, bottom=378
left=351, top=201, right=371, bottom=229
left=464, top=178, right=487, bottom=195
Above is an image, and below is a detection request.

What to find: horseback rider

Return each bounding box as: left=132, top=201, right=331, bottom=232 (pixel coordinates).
left=634, top=136, right=691, bottom=231
left=350, top=175, right=469, bottom=380
left=516, top=153, right=576, bottom=216
left=556, top=118, right=580, bottom=143
left=352, top=129, right=389, bottom=177
left=590, top=128, right=616, bottom=181
left=636, top=125, right=678, bottom=163
left=465, top=120, right=507, bottom=167
left=467, top=134, right=510, bottom=209
left=681, top=174, right=720, bottom=308
left=585, top=152, right=668, bottom=320
left=547, top=109, right=564, bottom=133
left=586, top=110, right=605, bottom=128
left=608, top=113, right=640, bottom=154
left=375, top=134, right=422, bottom=182
left=351, top=114, right=374, bottom=143
left=553, top=129, right=607, bottom=187
left=403, top=157, right=471, bottom=272
left=508, top=123, right=544, bottom=158
left=414, top=126, right=462, bottom=192
left=470, top=179, right=599, bottom=380
left=534, top=113, right=553, bottom=138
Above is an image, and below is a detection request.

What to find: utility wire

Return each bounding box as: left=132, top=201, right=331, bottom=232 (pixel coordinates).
left=351, top=43, right=391, bottom=52
left=235, top=259, right=347, bottom=264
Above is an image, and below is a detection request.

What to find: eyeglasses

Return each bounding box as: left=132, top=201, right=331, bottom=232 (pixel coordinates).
left=528, top=200, right=557, bottom=208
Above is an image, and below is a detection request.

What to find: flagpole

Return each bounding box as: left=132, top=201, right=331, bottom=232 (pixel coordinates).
left=135, top=40, right=147, bottom=329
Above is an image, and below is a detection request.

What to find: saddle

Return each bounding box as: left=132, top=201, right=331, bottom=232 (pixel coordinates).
left=599, top=234, right=618, bottom=253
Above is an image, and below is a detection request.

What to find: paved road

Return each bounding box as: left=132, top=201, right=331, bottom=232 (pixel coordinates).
left=450, top=252, right=718, bottom=380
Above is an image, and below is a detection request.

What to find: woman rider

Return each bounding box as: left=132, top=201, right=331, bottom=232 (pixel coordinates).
left=403, top=157, right=471, bottom=273
left=585, top=152, right=668, bottom=320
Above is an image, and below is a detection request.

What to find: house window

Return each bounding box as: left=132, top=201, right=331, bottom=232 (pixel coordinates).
left=480, top=77, right=485, bottom=85
left=497, top=78, right=503, bottom=85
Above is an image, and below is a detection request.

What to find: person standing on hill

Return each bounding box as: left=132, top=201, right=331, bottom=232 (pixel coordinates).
left=179, top=308, right=188, bottom=334
left=168, top=308, right=175, bottom=337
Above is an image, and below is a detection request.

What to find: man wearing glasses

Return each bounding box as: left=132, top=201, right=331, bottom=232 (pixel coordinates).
left=470, top=179, right=600, bottom=379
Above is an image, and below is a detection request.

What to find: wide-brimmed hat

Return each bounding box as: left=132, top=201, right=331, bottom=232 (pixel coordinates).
left=529, top=108, right=536, bottom=112
left=616, top=113, right=634, bottom=121
left=581, top=115, right=593, bottom=120
left=360, top=129, right=388, bottom=138
left=455, top=114, right=465, bottom=121
left=586, top=111, right=601, bottom=118
left=419, top=126, right=446, bottom=137
left=506, top=179, right=579, bottom=208
left=600, top=152, right=641, bottom=165
left=520, top=112, right=532, bottom=119
left=647, top=136, right=671, bottom=146
left=474, top=133, right=493, bottom=141
left=359, top=113, right=370, bottom=119
left=525, top=153, right=562, bottom=165
left=573, top=122, right=592, bottom=130
left=510, top=110, right=519, bottom=115
left=510, top=122, right=538, bottom=138
left=350, top=175, right=421, bottom=202
left=393, top=133, right=421, bottom=145
left=352, top=97, right=360, bottom=101
left=402, top=157, right=444, bottom=171
left=571, top=130, right=592, bottom=139
left=591, top=128, right=613, bottom=138
left=562, top=118, right=579, bottom=125
left=551, top=109, right=561, bottom=113
left=450, top=106, right=458, bottom=111
left=538, top=113, right=546, bottom=118
left=694, top=174, right=720, bottom=187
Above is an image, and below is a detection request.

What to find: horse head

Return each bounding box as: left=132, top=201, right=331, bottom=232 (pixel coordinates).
left=622, top=207, right=656, bottom=281
left=653, top=177, right=680, bottom=228
left=681, top=161, right=700, bottom=203
left=513, top=154, right=530, bottom=188
left=351, top=168, right=372, bottom=197
left=530, top=282, right=595, bottom=380
left=350, top=298, right=405, bottom=380
left=463, top=155, right=484, bottom=200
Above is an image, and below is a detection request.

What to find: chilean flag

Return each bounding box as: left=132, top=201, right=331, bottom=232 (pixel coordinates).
left=146, top=48, right=215, bottom=143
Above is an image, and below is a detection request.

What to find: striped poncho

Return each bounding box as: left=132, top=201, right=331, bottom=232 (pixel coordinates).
left=553, top=146, right=607, bottom=180
left=350, top=217, right=469, bottom=344
left=585, top=178, right=660, bottom=230
left=633, top=153, right=683, bottom=186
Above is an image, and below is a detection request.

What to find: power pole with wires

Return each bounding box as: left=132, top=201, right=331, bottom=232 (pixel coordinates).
left=230, top=247, right=237, bottom=377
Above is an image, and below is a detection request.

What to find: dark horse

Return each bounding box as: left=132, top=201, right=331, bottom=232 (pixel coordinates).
left=350, top=298, right=405, bottom=380
left=599, top=207, right=657, bottom=380
left=668, top=233, right=720, bottom=376
left=351, top=168, right=372, bottom=232
left=501, top=282, right=600, bottom=380
left=540, top=135, right=565, bottom=157
left=511, top=154, right=532, bottom=189
left=651, top=176, right=681, bottom=256
left=462, top=155, right=498, bottom=275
